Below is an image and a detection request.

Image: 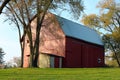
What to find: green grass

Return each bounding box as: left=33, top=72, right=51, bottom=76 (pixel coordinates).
left=0, top=68, right=120, bottom=80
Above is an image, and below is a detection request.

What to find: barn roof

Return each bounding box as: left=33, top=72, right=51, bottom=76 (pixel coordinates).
left=57, top=16, right=103, bottom=46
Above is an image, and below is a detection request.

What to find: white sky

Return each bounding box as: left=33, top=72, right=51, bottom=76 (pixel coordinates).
left=0, top=0, right=119, bottom=62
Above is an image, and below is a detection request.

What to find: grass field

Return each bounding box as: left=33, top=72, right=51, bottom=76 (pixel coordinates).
left=0, top=68, right=120, bottom=80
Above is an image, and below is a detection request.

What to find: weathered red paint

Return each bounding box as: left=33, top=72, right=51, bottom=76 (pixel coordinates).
left=54, top=56, right=60, bottom=68
left=62, top=37, right=104, bottom=68
left=23, top=13, right=65, bottom=67
left=23, top=38, right=30, bottom=68
left=23, top=13, right=104, bottom=68
left=82, top=44, right=104, bottom=67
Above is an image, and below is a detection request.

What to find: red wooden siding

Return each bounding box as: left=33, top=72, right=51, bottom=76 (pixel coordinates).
left=82, top=44, right=104, bottom=67
left=62, top=37, right=104, bottom=68
left=62, top=37, right=82, bottom=68
left=54, top=56, right=60, bottom=68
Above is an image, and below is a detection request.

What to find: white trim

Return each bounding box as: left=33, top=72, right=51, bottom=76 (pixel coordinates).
left=50, top=56, right=54, bottom=68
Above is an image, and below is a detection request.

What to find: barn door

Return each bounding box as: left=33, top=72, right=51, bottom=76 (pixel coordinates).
left=50, top=56, right=62, bottom=68
left=64, top=42, right=82, bottom=68
left=82, top=45, right=99, bottom=67
left=82, top=45, right=104, bottom=67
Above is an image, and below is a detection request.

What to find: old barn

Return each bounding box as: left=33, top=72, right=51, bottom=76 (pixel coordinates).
left=23, top=13, right=104, bottom=68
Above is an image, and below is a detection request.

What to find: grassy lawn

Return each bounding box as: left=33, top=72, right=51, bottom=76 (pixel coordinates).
left=0, top=68, right=120, bottom=80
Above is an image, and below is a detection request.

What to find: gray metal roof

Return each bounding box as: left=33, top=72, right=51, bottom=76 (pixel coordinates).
left=57, top=17, right=104, bottom=46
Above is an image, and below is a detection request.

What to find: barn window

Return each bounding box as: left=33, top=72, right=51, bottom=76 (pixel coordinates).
left=26, top=55, right=30, bottom=57
left=27, top=40, right=29, bottom=43
left=98, top=58, right=101, bottom=63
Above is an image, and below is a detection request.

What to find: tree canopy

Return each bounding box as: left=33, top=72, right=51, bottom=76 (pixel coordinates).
left=81, top=0, right=120, bottom=66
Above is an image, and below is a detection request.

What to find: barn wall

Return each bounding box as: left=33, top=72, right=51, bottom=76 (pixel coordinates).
left=23, top=38, right=30, bottom=68
left=50, top=55, right=63, bottom=68
left=62, top=37, right=104, bottom=68
left=54, top=56, right=60, bottom=68
left=62, top=37, right=83, bottom=68
left=23, top=13, right=66, bottom=68
left=82, top=44, right=104, bottom=67
left=39, top=13, right=66, bottom=57
left=38, top=53, right=50, bottom=68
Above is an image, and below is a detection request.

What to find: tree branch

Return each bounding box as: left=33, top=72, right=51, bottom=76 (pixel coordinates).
left=0, top=0, right=10, bottom=14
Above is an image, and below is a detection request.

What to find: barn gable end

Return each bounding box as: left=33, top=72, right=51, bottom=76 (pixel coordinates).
left=39, top=15, right=65, bottom=57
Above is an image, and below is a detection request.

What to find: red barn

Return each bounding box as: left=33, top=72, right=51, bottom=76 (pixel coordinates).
left=23, top=13, right=104, bottom=68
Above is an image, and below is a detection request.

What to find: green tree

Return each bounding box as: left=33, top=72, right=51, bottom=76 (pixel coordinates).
left=3, top=0, right=84, bottom=67
left=81, top=0, right=120, bottom=66
left=0, top=48, right=5, bottom=65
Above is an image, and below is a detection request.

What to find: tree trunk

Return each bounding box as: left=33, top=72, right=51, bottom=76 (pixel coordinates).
left=33, top=0, right=53, bottom=67
left=33, top=29, right=40, bottom=67
left=113, top=51, right=120, bottom=67
left=29, top=44, right=34, bottom=67
left=32, top=0, right=41, bottom=67
left=20, top=36, right=25, bottom=67
left=33, top=52, right=39, bottom=67
left=26, top=25, right=34, bottom=67
left=109, top=42, right=120, bottom=67
left=20, top=42, right=23, bottom=67
left=17, top=25, right=24, bottom=68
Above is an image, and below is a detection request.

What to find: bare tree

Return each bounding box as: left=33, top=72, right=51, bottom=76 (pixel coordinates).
left=3, top=0, right=84, bottom=67
left=0, top=0, right=10, bottom=14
